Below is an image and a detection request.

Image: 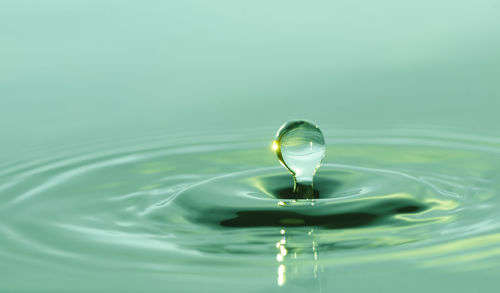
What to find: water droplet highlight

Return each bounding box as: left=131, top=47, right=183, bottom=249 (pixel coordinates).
left=273, top=120, right=326, bottom=199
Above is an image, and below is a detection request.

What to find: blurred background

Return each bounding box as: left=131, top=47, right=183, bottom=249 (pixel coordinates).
left=1, top=0, right=499, bottom=155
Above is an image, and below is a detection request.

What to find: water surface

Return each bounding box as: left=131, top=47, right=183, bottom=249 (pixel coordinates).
left=2, top=128, right=500, bottom=292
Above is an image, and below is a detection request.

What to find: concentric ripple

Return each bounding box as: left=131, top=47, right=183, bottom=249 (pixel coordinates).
left=1, top=128, right=500, bottom=289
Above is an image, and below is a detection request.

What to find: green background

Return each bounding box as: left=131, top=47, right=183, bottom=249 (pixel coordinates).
left=1, top=0, right=500, bottom=155
left=1, top=1, right=500, bottom=292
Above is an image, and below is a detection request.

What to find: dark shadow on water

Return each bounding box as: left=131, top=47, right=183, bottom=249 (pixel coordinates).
left=220, top=210, right=379, bottom=229
left=193, top=197, right=430, bottom=229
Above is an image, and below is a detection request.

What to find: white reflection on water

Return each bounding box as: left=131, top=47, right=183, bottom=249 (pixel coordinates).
left=275, top=228, right=323, bottom=289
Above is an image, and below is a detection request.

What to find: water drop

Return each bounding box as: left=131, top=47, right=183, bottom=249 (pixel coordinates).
left=273, top=120, right=326, bottom=199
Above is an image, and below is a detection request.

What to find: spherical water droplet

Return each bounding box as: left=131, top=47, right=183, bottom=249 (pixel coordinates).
left=273, top=120, right=325, bottom=198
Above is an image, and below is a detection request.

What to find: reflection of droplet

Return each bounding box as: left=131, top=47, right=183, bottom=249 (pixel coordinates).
left=277, top=264, right=286, bottom=286
left=273, top=120, right=325, bottom=199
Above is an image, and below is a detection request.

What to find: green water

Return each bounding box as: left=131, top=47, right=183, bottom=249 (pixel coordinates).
left=1, top=1, right=500, bottom=292
left=2, top=129, right=500, bottom=292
